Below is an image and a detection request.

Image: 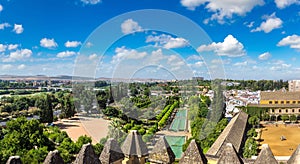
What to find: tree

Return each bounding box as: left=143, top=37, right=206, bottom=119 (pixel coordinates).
left=0, top=117, right=52, bottom=163
left=290, top=114, right=297, bottom=123
left=248, top=116, right=259, bottom=128
left=103, top=106, right=119, bottom=117
left=247, top=128, right=257, bottom=137
left=281, top=114, right=289, bottom=122
left=76, top=135, right=92, bottom=149
left=61, top=94, right=76, bottom=118
left=243, top=137, right=258, bottom=158
left=37, top=94, right=53, bottom=123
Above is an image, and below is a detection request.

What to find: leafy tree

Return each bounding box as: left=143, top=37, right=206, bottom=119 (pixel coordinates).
left=37, top=94, right=53, bottom=123
left=281, top=114, right=289, bottom=122
left=76, top=135, right=92, bottom=149
left=0, top=117, right=52, bottom=163
left=248, top=116, right=259, bottom=128
left=61, top=94, right=76, bottom=118
left=243, top=137, right=258, bottom=158
left=103, top=106, right=119, bottom=117
left=290, top=114, right=297, bottom=123
left=247, top=128, right=257, bottom=137
left=93, top=143, right=104, bottom=156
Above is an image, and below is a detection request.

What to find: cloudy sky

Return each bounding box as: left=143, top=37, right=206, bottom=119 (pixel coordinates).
left=0, top=0, right=300, bottom=80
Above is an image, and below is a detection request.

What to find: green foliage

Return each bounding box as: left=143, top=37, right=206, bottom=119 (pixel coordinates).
left=226, top=79, right=288, bottom=91
left=243, top=137, right=258, bottom=158
left=156, top=105, right=170, bottom=120
left=240, top=106, right=269, bottom=119
left=290, top=114, right=297, bottom=122
left=281, top=114, right=289, bottom=122
left=36, top=94, right=54, bottom=123
left=158, top=101, right=178, bottom=128
left=93, top=143, right=104, bottom=156
left=0, top=117, right=52, bottom=163
left=22, top=146, right=48, bottom=164
left=247, top=128, right=257, bottom=137
left=103, top=106, right=119, bottom=117
left=248, top=116, right=259, bottom=127
left=76, top=135, right=92, bottom=149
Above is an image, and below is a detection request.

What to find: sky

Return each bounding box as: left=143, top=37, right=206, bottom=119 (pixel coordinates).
left=0, top=0, right=300, bottom=80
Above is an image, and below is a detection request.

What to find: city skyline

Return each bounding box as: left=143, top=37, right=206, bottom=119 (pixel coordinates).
left=0, top=0, right=300, bottom=80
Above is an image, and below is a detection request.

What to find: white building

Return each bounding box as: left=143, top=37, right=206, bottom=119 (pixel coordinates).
left=289, top=80, right=300, bottom=92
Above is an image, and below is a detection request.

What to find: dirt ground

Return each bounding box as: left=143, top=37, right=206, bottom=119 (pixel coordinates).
left=260, top=124, right=300, bottom=156
left=55, top=116, right=110, bottom=144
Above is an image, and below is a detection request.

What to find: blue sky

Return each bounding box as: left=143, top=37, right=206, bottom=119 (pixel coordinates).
left=0, top=0, right=300, bottom=80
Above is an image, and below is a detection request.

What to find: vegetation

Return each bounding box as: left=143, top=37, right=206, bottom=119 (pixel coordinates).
left=225, top=79, right=288, bottom=91
left=0, top=117, right=101, bottom=163
left=243, top=137, right=258, bottom=158
left=184, top=80, right=228, bottom=153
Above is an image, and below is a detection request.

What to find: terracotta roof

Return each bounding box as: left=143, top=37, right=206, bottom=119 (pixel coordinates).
left=254, top=144, right=277, bottom=164
left=43, top=150, right=64, bottom=164
left=288, top=144, right=300, bottom=164
left=6, top=156, right=22, bottom=164
left=261, top=91, right=300, bottom=100
left=121, top=130, right=148, bottom=157
left=99, top=138, right=124, bottom=164
left=206, top=111, right=248, bottom=156
left=149, top=136, right=175, bottom=164
left=179, top=139, right=207, bottom=164
left=217, top=143, right=243, bottom=164
left=74, top=143, right=101, bottom=164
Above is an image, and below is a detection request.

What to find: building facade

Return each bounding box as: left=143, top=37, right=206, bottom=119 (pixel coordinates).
left=289, top=80, right=300, bottom=92
left=259, top=91, right=300, bottom=120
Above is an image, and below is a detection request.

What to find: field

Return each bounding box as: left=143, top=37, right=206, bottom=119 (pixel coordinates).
left=55, top=116, right=110, bottom=144
left=260, top=124, right=300, bottom=156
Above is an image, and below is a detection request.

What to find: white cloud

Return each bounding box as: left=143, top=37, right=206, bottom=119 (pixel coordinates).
left=121, top=19, right=143, bottom=34
left=17, top=64, right=26, bottom=70
left=234, top=61, right=248, bottom=66
left=146, top=34, right=189, bottom=49
left=270, top=63, right=291, bottom=71
left=13, top=24, right=24, bottom=34
left=277, top=34, right=300, bottom=50
left=85, top=42, right=93, bottom=48
left=89, top=53, right=98, bottom=60
left=81, top=0, right=101, bottom=5
left=0, top=44, right=7, bottom=52
left=111, top=47, right=147, bottom=64
left=187, top=55, right=202, bottom=61
left=2, top=64, right=13, bottom=70
left=180, top=0, right=206, bottom=10
left=57, top=51, right=76, bottom=58
left=0, top=44, right=18, bottom=52
left=251, top=13, right=282, bottom=33
left=164, top=38, right=189, bottom=49
left=181, top=0, right=264, bottom=24
left=40, top=38, right=58, bottom=49
left=258, top=52, right=271, bottom=60
left=197, top=35, right=246, bottom=57
left=244, top=21, right=255, bottom=28
left=8, top=44, right=18, bottom=50
left=274, top=0, right=300, bottom=9
left=193, top=61, right=205, bottom=67
left=269, top=60, right=291, bottom=71
left=0, top=4, right=3, bottom=12
left=3, top=49, right=32, bottom=62
left=0, top=23, right=10, bottom=30
left=65, top=41, right=81, bottom=48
